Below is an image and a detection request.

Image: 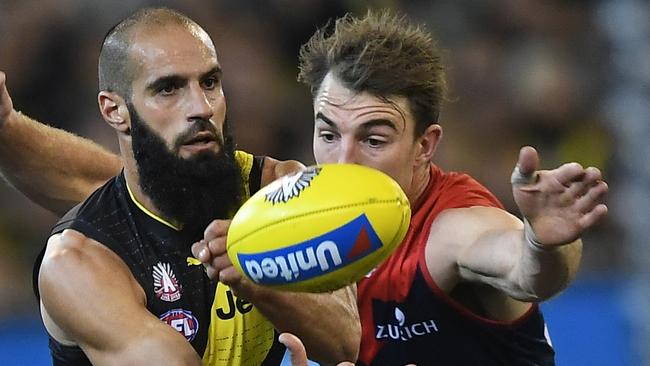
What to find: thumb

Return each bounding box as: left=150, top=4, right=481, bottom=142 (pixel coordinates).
left=279, top=333, right=309, bottom=366
left=511, top=146, right=539, bottom=185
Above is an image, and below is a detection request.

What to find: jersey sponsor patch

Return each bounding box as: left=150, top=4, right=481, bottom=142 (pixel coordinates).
left=373, top=301, right=439, bottom=342
left=159, top=308, right=199, bottom=342
left=153, top=262, right=182, bottom=302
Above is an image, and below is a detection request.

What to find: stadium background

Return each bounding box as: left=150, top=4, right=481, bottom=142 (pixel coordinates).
left=0, top=0, right=647, bottom=365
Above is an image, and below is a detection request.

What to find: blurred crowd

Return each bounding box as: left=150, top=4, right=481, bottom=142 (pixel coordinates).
left=0, top=1, right=645, bottom=353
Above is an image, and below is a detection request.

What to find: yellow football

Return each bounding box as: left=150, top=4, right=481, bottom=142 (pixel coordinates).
left=227, top=163, right=411, bottom=292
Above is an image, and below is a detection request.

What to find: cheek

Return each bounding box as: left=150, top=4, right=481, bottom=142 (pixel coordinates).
left=376, top=150, right=413, bottom=189
left=211, top=92, right=226, bottom=116
left=164, top=127, right=188, bottom=151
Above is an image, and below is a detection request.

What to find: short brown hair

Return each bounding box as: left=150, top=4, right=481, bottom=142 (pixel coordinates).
left=298, top=10, right=446, bottom=137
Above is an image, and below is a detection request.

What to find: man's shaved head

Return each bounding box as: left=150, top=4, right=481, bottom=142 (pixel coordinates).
left=98, top=7, right=209, bottom=98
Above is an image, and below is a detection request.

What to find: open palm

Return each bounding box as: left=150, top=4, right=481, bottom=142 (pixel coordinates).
left=511, top=146, right=608, bottom=247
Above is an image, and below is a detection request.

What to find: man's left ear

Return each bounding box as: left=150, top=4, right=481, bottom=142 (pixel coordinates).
left=414, top=123, right=443, bottom=165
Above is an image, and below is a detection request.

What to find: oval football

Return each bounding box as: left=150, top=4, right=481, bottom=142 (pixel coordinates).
left=227, top=163, right=411, bottom=292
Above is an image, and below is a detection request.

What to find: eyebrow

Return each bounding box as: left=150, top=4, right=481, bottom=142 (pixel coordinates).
left=146, top=66, right=222, bottom=92
left=315, top=112, right=337, bottom=127
left=315, top=112, right=398, bottom=132
left=146, top=75, right=185, bottom=93
left=201, top=66, right=222, bottom=81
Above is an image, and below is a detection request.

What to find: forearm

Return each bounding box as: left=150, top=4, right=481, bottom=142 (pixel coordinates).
left=242, top=284, right=360, bottom=364
left=0, top=110, right=122, bottom=215
left=512, top=223, right=582, bottom=301
left=459, top=227, right=582, bottom=302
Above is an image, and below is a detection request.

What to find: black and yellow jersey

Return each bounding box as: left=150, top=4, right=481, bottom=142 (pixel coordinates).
left=33, top=151, right=285, bottom=366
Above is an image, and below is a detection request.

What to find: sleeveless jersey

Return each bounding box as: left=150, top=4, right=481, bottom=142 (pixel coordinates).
left=357, top=165, right=556, bottom=366
left=33, top=151, right=285, bottom=366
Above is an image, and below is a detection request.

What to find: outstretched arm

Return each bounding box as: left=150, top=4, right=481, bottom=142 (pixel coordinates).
left=429, top=146, right=608, bottom=302
left=0, top=71, right=122, bottom=216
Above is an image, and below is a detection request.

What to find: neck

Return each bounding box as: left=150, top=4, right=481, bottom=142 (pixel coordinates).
left=407, top=163, right=431, bottom=208
left=122, top=156, right=182, bottom=230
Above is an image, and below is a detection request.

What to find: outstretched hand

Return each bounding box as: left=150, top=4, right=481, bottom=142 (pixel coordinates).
left=0, top=71, right=15, bottom=129
left=511, top=146, right=608, bottom=247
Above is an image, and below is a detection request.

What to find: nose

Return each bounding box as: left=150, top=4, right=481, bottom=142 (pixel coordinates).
left=187, top=83, right=214, bottom=121
left=337, top=140, right=359, bottom=164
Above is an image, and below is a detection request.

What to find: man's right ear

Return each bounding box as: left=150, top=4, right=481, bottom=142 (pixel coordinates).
left=98, top=91, right=130, bottom=134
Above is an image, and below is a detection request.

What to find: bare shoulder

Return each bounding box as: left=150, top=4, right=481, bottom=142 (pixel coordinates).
left=40, top=229, right=94, bottom=272
left=39, top=229, right=145, bottom=337
left=260, top=156, right=306, bottom=186
left=41, top=229, right=134, bottom=280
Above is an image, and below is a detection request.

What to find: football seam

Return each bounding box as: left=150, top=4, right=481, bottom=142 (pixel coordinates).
left=230, top=198, right=406, bottom=248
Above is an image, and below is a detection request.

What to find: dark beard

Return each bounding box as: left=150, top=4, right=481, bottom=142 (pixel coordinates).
left=129, top=105, right=242, bottom=236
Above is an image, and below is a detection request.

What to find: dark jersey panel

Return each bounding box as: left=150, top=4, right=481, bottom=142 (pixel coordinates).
left=39, top=173, right=215, bottom=364
left=360, top=269, right=555, bottom=366
left=33, top=155, right=285, bottom=365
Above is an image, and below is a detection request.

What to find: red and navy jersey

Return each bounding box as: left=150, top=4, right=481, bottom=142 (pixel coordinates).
left=357, top=165, right=555, bottom=366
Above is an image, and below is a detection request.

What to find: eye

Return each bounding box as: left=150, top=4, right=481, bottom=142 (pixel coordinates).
left=319, top=131, right=338, bottom=143
left=202, top=77, right=219, bottom=90
left=364, top=136, right=386, bottom=148
left=158, top=84, right=177, bottom=96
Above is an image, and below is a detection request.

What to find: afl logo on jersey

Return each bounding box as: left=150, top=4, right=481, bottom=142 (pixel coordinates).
left=159, top=309, right=199, bottom=342
left=264, top=167, right=321, bottom=204
left=153, top=262, right=182, bottom=302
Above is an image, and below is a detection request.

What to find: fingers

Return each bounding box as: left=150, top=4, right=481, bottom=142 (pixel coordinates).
left=192, top=220, right=229, bottom=262
left=191, top=219, right=234, bottom=282
left=516, top=146, right=540, bottom=178
left=567, top=166, right=604, bottom=197
left=575, top=180, right=608, bottom=217
left=191, top=239, right=224, bottom=260
left=579, top=203, right=608, bottom=229
left=191, top=240, right=208, bottom=261
left=553, top=162, right=586, bottom=187
left=279, top=333, right=309, bottom=366
left=530, top=164, right=601, bottom=197
left=207, top=235, right=227, bottom=256
left=193, top=238, right=233, bottom=281
left=204, top=219, right=230, bottom=241
left=218, top=266, right=243, bottom=287
left=203, top=254, right=236, bottom=282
